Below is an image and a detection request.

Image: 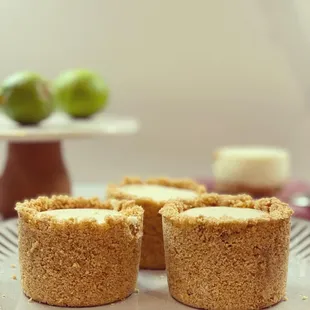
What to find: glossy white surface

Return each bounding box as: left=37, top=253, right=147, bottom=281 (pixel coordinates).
left=0, top=112, right=139, bottom=141
left=37, top=208, right=120, bottom=223
left=120, top=184, right=198, bottom=201
left=182, top=206, right=266, bottom=220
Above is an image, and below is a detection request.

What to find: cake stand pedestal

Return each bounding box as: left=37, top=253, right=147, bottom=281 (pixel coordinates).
left=0, top=112, right=139, bottom=219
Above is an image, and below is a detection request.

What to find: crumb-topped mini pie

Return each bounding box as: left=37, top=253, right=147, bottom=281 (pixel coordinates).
left=107, top=177, right=206, bottom=269
left=15, top=195, right=143, bottom=307
left=212, top=146, right=290, bottom=197
left=160, top=193, right=293, bottom=310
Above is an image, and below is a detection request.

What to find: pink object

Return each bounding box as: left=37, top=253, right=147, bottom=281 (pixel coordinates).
left=197, top=179, right=310, bottom=221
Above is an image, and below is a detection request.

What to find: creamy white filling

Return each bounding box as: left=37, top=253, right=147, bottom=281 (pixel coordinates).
left=182, top=206, right=266, bottom=220
left=215, top=147, right=288, bottom=159
left=212, top=146, right=290, bottom=187
left=37, top=208, right=120, bottom=223
left=120, top=184, right=198, bottom=201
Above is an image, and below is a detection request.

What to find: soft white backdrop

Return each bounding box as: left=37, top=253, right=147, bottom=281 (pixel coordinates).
left=0, top=0, right=310, bottom=182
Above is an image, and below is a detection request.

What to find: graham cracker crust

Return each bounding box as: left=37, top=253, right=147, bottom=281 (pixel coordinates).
left=106, top=177, right=206, bottom=269
left=15, top=195, right=143, bottom=307
left=160, top=193, right=293, bottom=310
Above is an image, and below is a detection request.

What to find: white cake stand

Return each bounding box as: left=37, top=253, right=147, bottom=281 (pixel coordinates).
left=0, top=112, right=140, bottom=219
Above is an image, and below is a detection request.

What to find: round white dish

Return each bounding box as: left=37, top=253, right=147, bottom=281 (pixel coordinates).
left=0, top=112, right=139, bottom=141
left=0, top=218, right=309, bottom=310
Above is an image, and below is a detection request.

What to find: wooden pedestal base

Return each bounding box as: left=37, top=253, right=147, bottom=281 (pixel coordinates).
left=0, top=142, right=71, bottom=219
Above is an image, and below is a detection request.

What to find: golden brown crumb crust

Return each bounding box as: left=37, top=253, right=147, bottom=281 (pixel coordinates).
left=160, top=193, right=293, bottom=310
left=106, top=177, right=207, bottom=269
left=16, top=195, right=143, bottom=307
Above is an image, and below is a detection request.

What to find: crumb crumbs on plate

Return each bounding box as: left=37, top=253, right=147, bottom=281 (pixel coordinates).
left=10, top=264, right=16, bottom=268
left=302, top=295, right=308, bottom=301
left=283, top=296, right=288, bottom=301
left=134, top=288, right=139, bottom=293
left=12, top=275, right=17, bottom=280
left=28, top=297, right=33, bottom=303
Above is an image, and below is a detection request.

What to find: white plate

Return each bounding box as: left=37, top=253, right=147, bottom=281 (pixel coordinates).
left=0, top=112, right=139, bottom=141
left=0, top=218, right=309, bottom=310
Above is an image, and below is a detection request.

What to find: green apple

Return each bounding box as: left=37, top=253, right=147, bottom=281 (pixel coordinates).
left=53, top=69, right=109, bottom=118
left=1, top=72, right=54, bottom=125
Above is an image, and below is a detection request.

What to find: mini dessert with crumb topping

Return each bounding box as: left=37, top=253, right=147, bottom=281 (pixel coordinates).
left=212, top=146, right=290, bottom=197
left=107, top=177, right=206, bottom=269
left=160, top=193, right=293, bottom=310
left=15, top=196, right=143, bottom=307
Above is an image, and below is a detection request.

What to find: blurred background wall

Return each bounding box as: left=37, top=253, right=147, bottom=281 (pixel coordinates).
left=0, top=0, right=309, bottom=182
